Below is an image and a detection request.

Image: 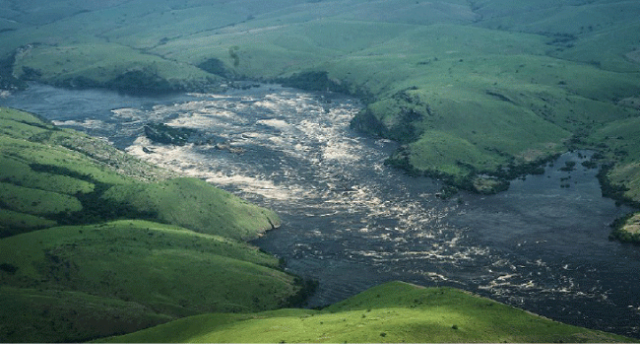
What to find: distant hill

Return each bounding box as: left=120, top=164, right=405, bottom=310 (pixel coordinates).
left=0, top=108, right=308, bottom=342
left=98, top=281, right=633, bottom=343
left=0, top=0, right=638, bottom=200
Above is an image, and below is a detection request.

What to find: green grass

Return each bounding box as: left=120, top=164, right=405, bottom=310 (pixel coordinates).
left=2, top=2, right=640, bottom=340
left=0, top=108, right=279, bottom=238
left=99, top=281, right=634, bottom=343
left=0, top=220, right=294, bottom=310
left=0, top=109, right=146, bottom=185
left=0, top=209, right=56, bottom=237
left=0, top=108, right=301, bottom=342
left=6, top=1, right=636, bottom=194
left=0, top=153, right=94, bottom=194
left=0, top=182, right=82, bottom=215
left=0, top=286, right=172, bottom=343
left=102, top=178, right=280, bottom=240
left=0, top=220, right=301, bottom=342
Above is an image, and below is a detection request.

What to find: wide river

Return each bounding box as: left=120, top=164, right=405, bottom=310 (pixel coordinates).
left=2, top=83, right=640, bottom=338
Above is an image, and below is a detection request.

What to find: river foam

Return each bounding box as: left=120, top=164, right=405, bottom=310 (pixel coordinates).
left=2, top=83, right=639, bottom=338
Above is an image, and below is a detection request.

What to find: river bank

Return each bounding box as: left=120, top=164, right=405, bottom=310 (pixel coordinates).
left=2, top=0, right=639, bottom=203
left=2, top=83, right=639, bottom=338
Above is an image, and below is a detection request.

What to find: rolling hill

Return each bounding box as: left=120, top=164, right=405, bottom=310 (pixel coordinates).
left=0, top=108, right=279, bottom=239
left=0, top=108, right=308, bottom=342
left=1, top=1, right=638, bottom=202
left=98, top=281, right=634, bottom=343
left=1, top=1, right=640, bottom=342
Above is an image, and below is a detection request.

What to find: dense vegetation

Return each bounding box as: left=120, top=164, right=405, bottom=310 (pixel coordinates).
left=0, top=108, right=310, bottom=342
left=610, top=213, right=640, bottom=244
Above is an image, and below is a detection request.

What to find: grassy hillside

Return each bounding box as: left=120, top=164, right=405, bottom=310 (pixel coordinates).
left=0, top=2, right=639, bottom=340
left=0, top=108, right=305, bottom=342
left=0, top=107, right=280, bottom=239
left=1, top=1, right=638, bottom=198
left=99, top=281, right=633, bottom=343
left=0, top=220, right=302, bottom=343
left=102, top=178, right=279, bottom=240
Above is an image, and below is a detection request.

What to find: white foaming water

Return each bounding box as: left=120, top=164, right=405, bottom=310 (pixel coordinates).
left=120, top=87, right=489, bottom=284
left=115, top=87, right=639, bottom=337
left=2, top=83, right=639, bottom=338
left=113, top=88, right=528, bottom=292
left=52, top=119, right=115, bottom=131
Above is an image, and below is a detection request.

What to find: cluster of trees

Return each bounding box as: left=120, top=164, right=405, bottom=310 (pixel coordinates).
left=198, top=57, right=233, bottom=78
left=277, top=71, right=350, bottom=94
left=106, top=67, right=174, bottom=95
left=609, top=214, right=640, bottom=244
left=282, top=277, right=319, bottom=308
left=0, top=262, right=18, bottom=274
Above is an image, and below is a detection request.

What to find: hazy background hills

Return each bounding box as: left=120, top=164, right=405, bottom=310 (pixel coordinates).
left=1, top=0, right=638, bottom=200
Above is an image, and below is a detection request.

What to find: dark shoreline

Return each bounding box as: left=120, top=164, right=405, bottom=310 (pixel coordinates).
left=4, top=75, right=639, bottom=245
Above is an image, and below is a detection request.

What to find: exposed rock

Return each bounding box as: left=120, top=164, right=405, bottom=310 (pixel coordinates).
left=143, top=122, right=194, bottom=146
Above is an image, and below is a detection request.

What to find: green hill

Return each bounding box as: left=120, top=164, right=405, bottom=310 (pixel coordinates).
left=0, top=108, right=305, bottom=342
left=98, top=281, right=633, bottom=343
left=0, top=220, right=301, bottom=342
left=1, top=0, right=638, bottom=200
left=1, top=1, right=640, bottom=341
left=0, top=107, right=279, bottom=239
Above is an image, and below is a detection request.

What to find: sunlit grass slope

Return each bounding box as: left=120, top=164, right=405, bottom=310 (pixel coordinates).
left=99, top=281, right=633, bottom=343
left=102, top=178, right=279, bottom=240
left=0, top=108, right=302, bottom=342
left=0, top=108, right=279, bottom=238
left=0, top=220, right=300, bottom=343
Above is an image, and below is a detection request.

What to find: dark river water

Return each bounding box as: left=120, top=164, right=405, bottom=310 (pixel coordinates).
left=2, top=83, right=640, bottom=338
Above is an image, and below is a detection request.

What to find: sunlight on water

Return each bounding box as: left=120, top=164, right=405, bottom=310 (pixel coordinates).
left=2, top=83, right=639, bottom=337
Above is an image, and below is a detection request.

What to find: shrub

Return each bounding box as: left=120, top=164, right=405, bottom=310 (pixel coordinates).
left=0, top=263, right=18, bottom=274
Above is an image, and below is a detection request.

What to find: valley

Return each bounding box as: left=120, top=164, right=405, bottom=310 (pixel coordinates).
left=1, top=0, right=640, bottom=342
left=2, top=83, right=639, bottom=341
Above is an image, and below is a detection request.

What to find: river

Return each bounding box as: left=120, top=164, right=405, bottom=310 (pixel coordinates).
left=2, top=83, right=639, bottom=338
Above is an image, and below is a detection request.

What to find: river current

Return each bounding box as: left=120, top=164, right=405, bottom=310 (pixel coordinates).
left=2, top=83, right=640, bottom=338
